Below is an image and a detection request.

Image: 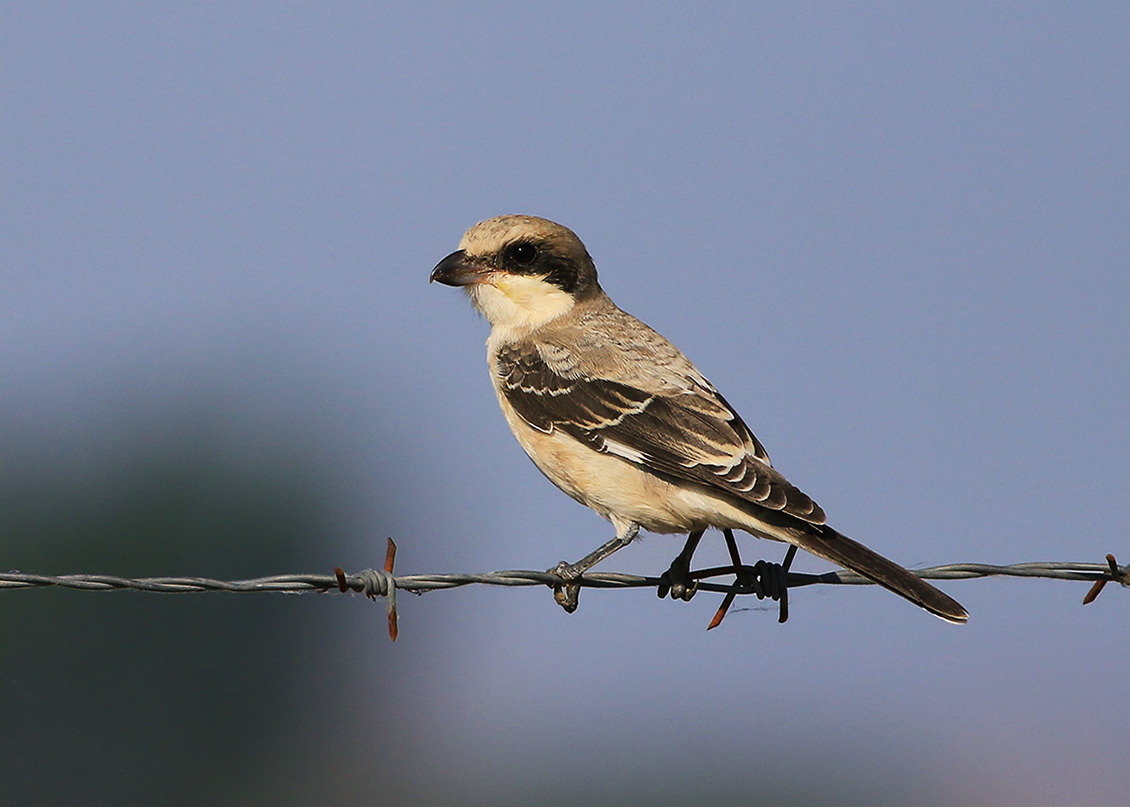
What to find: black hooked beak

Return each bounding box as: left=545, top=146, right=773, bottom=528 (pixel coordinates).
left=430, top=250, right=488, bottom=287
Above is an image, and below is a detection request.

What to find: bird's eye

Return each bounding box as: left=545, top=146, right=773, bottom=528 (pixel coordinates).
left=509, top=243, right=538, bottom=264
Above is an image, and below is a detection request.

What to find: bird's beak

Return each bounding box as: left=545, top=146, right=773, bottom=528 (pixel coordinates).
left=430, top=250, right=489, bottom=287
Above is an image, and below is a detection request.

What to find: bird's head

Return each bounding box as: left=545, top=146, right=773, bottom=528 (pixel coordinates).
left=430, top=215, right=602, bottom=332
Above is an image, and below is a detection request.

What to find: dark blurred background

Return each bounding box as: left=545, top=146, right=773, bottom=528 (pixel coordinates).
left=2, top=3, right=1127, bottom=805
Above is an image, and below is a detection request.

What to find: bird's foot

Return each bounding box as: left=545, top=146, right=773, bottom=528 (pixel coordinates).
left=657, top=553, right=699, bottom=601
left=657, top=529, right=705, bottom=601
left=547, top=526, right=640, bottom=614
left=549, top=560, right=582, bottom=613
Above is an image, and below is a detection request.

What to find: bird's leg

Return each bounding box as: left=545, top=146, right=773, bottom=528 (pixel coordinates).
left=722, top=529, right=753, bottom=589
left=549, top=522, right=639, bottom=613
left=658, top=529, right=705, bottom=601
left=705, top=529, right=749, bottom=629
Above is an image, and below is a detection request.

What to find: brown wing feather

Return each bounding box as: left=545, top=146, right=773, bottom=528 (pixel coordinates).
left=495, top=342, right=825, bottom=524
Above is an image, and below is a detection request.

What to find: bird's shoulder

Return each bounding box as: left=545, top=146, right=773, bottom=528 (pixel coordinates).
left=521, top=299, right=707, bottom=393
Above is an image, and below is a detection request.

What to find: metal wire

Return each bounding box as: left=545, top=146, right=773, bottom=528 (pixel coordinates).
left=4, top=551, right=1124, bottom=639
left=2, top=558, right=1124, bottom=595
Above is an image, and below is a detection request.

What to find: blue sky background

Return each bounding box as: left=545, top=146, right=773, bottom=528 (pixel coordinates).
left=2, top=3, right=1127, bottom=805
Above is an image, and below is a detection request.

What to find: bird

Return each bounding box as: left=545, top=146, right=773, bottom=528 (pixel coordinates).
left=430, top=214, right=968, bottom=624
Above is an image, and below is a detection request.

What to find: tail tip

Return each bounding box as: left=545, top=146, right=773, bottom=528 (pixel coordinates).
left=935, top=604, right=969, bottom=625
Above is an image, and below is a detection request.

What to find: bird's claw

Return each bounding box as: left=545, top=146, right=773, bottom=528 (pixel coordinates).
left=657, top=557, right=698, bottom=601
left=552, top=581, right=581, bottom=612
left=549, top=561, right=582, bottom=613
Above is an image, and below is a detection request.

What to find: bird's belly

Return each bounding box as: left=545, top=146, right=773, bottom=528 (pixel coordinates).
left=509, top=419, right=757, bottom=536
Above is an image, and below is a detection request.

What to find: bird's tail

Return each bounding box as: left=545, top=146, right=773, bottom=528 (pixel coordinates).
left=790, top=524, right=968, bottom=624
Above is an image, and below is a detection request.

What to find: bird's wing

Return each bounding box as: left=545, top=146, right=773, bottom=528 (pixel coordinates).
left=495, top=339, right=826, bottom=524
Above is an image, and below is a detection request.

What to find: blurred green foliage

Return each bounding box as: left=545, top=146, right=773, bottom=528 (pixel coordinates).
left=1, top=410, right=339, bottom=804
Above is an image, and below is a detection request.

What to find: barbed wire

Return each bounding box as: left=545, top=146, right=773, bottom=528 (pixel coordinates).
left=3, top=544, right=1124, bottom=640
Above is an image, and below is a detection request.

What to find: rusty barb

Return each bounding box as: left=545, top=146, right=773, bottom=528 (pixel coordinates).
left=1081, top=554, right=1129, bottom=606
left=336, top=538, right=399, bottom=641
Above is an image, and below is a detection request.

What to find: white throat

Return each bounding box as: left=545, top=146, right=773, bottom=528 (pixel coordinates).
left=467, top=274, right=576, bottom=337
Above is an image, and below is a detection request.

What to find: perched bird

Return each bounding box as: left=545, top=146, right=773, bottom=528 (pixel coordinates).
left=431, top=215, right=968, bottom=624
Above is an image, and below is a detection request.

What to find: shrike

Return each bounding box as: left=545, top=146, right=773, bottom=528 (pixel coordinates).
left=431, top=215, right=967, bottom=624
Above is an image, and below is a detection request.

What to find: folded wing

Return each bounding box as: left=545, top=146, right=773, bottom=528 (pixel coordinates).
left=495, top=341, right=826, bottom=525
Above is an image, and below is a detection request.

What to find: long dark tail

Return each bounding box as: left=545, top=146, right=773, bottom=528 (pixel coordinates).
left=790, top=524, right=968, bottom=624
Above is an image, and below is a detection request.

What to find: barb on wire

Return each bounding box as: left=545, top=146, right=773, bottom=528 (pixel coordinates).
left=2, top=548, right=1124, bottom=639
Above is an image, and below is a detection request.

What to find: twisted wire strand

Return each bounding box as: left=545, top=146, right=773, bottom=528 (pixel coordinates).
left=1, top=559, right=1124, bottom=596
